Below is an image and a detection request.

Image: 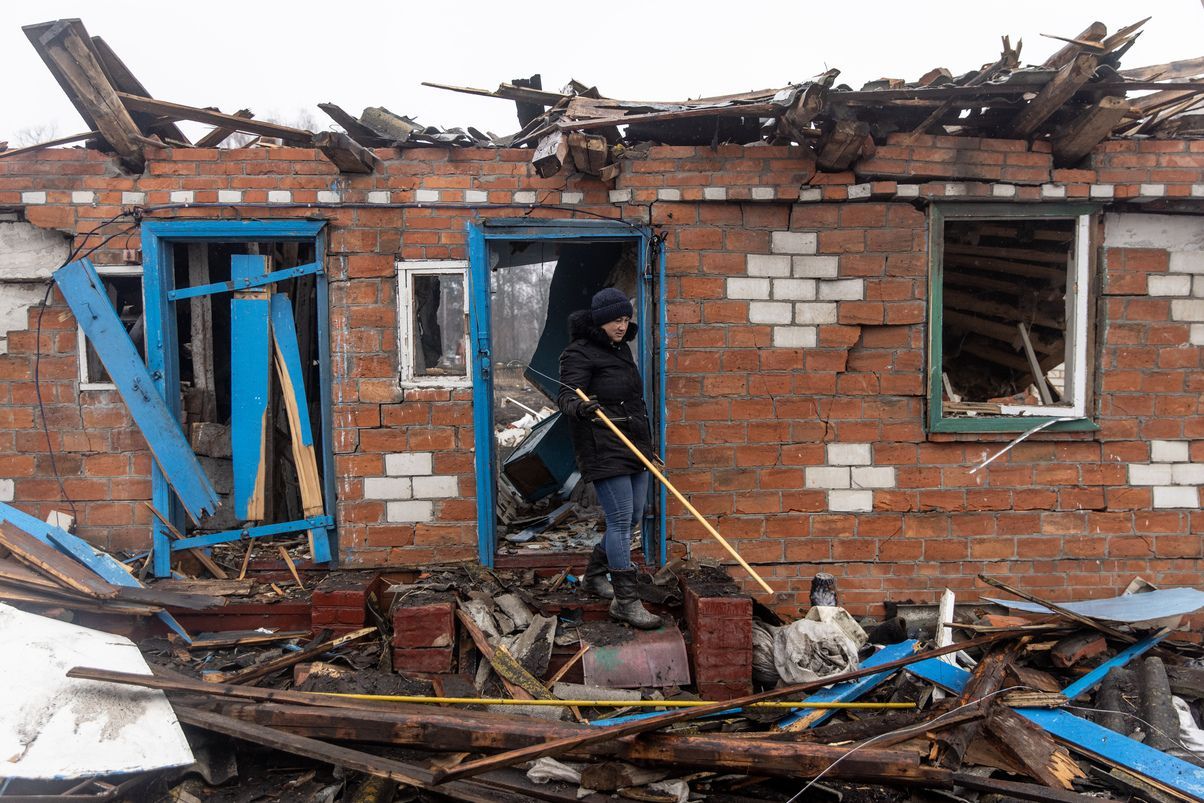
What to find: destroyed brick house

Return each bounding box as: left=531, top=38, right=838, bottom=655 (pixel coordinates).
left=4, top=15, right=1204, bottom=801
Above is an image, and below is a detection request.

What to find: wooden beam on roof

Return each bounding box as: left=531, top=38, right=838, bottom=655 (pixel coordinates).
left=30, top=21, right=146, bottom=171
left=1052, top=95, right=1131, bottom=163
left=90, top=35, right=190, bottom=145
left=195, top=109, right=253, bottom=148
left=116, top=93, right=314, bottom=143
left=1040, top=22, right=1107, bottom=69
left=1012, top=51, right=1101, bottom=139
left=313, top=131, right=381, bottom=174
left=1121, top=56, right=1204, bottom=82
left=0, top=131, right=97, bottom=160
left=566, top=132, right=607, bottom=175
left=532, top=131, right=570, bottom=178
left=816, top=120, right=869, bottom=171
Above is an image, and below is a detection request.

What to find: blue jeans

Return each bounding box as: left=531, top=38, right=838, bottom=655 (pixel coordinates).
left=593, top=471, right=649, bottom=571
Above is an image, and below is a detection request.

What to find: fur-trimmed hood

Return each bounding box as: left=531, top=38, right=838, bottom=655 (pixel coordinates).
left=568, top=309, right=639, bottom=347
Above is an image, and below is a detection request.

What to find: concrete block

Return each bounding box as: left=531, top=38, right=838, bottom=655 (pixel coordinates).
left=805, top=466, right=850, bottom=489
left=71, top=191, right=95, bottom=204
left=829, top=489, right=874, bottom=512
left=387, top=500, right=434, bottom=523
left=792, top=256, right=839, bottom=278
left=772, top=278, right=817, bottom=301
left=169, top=190, right=194, bottom=204
left=412, top=475, right=458, bottom=498
left=1170, top=252, right=1204, bottom=275
left=772, top=326, right=816, bottom=348
left=1151, top=440, right=1190, bottom=463
left=366, top=191, right=391, bottom=204
left=746, top=254, right=791, bottom=277
left=1172, top=464, right=1204, bottom=485
left=703, top=187, right=727, bottom=201
left=364, top=476, right=412, bottom=500
left=217, top=190, right=242, bottom=203
left=827, top=443, right=872, bottom=466
left=852, top=466, right=896, bottom=489
left=794, top=302, right=838, bottom=324
left=818, top=279, right=864, bottom=301
left=385, top=452, right=433, bottom=476
left=415, top=189, right=440, bottom=202
left=465, top=190, right=488, bottom=203
left=1105, top=212, right=1204, bottom=250
left=727, top=277, right=771, bottom=300
left=1171, top=299, right=1204, bottom=321
left=771, top=231, right=817, bottom=255
left=1129, top=463, right=1173, bottom=486
left=1147, top=275, right=1192, bottom=296
left=121, top=191, right=146, bottom=205
left=1153, top=486, right=1199, bottom=509
left=656, top=188, right=682, bottom=201
left=749, top=301, right=793, bottom=324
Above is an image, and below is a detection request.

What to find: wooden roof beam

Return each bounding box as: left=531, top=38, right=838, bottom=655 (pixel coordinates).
left=1011, top=51, right=1100, bottom=139
left=1052, top=95, right=1132, bottom=164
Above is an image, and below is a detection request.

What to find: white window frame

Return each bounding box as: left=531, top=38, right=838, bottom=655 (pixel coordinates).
left=78, top=264, right=143, bottom=390
left=396, top=260, right=471, bottom=388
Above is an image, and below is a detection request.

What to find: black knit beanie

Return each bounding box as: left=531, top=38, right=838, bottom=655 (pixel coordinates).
left=590, top=288, right=633, bottom=326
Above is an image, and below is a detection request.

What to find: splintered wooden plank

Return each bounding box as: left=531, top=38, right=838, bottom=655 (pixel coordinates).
left=1052, top=95, right=1132, bottom=163
left=231, top=255, right=271, bottom=523
left=117, top=93, right=313, bottom=143
left=269, top=293, right=332, bottom=563
left=54, top=259, right=218, bottom=522
left=0, top=524, right=116, bottom=598
left=1012, top=52, right=1100, bottom=138
left=204, top=627, right=376, bottom=685
left=777, top=640, right=919, bottom=732
left=89, top=35, right=189, bottom=145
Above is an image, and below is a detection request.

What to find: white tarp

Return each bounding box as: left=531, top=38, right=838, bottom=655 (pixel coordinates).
left=0, top=603, right=193, bottom=779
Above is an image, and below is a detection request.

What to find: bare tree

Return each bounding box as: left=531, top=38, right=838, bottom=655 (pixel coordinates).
left=13, top=123, right=60, bottom=146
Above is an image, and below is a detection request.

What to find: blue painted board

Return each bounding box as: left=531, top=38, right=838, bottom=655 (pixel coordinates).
left=54, top=259, right=218, bottom=524
left=1062, top=630, right=1167, bottom=700
left=172, top=515, right=334, bottom=551
left=168, top=262, right=321, bottom=301
left=777, top=639, right=919, bottom=731
left=230, top=255, right=271, bottom=521
left=467, top=223, right=495, bottom=567
left=0, top=501, right=191, bottom=642
left=908, top=649, right=1204, bottom=800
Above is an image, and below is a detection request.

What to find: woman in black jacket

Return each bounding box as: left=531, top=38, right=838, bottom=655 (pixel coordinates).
left=558, top=288, right=661, bottom=629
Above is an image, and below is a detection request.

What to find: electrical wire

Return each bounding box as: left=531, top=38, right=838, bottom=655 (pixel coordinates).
left=1064, top=704, right=1201, bottom=758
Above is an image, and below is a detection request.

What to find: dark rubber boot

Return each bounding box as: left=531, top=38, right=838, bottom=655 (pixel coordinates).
left=609, top=570, right=663, bottom=630
left=583, top=545, right=614, bottom=599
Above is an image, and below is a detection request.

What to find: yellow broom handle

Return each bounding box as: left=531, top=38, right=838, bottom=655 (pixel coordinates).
left=574, top=388, right=774, bottom=595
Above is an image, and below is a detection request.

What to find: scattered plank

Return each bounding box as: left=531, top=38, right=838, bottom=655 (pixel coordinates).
left=145, top=502, right=228, bottom=579
left=204, top=626, right=376, bottom=685
left=1012, top=52, right=1101, bottom=138
left=313, top=130, right=381, bottom=174
left=0, top=130, right=97, bottom=160
left=195, top=109, right=253, bottom=148
left=117, top=93, right=313, bottom=143
left=0, top=523, right=117, bottom=598
left=278, top=546, right=305, bottom=590
left=1052, top=96, right=1132, bottom=163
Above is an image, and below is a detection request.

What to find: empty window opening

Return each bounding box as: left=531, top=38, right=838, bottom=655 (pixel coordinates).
left=397, top=262, right=468, bottom=385
left=78, top=268, right=144, bottom=388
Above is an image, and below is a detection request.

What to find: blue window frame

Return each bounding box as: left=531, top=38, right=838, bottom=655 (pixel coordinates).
left=140, top=220, right=337, bottom=577
left=467, top=220, right=666, bottom=567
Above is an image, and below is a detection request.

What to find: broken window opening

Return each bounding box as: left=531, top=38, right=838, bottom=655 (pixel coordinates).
left=490, top=240, right=645, bottom=558
left=396, top=261, right=469, bottom=385
left=931, top=206, right=1094, bottom=431
left=78, top=267, right=144, bottom=389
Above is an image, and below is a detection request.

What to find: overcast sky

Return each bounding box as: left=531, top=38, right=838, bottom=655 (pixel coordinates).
left=2, top=1, right=1202, bottom=145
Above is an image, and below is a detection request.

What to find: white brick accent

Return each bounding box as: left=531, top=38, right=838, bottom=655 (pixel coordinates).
left=170, top=190, right=194, bottom=204
left=992, top=184, right=1017, bottom=198
left=317, top=190, right=341, bottom=203
left=1148, top=275, right=1192, bottom=296
left=21, top=191, right=46, bottom=204
left=771, top=231, right=817, bottom=255
left=657, top=188, right=682, bottom=201
left=818, top=279, right=864, bottom=301
left=1171, top=299, right=1204, bottom=321
left=1140, top=184, right=1167, bottom=197
left=71, top=191, right=95, bottom=204
left=1192, top=324, right=1204, bottom=346
left=1152, top=486, right=1199, bottom=509
left=1129, top=463, right=1173, bottom=486
left=749, top=302, right=793, bottom=324
left=0, top=478, right=12, bottom=502
left=122, top=191, right=146, bottom=205
left=798, top=187, right=822, bottom=202
left=268, top=190, right=292, bottom=203
left=1041, top=184, right=1067, bottom=199
left=806, top=466, right=850, bottom=489
left=465, top=189, right=488, bottom=203
left=561, top=191, right=583, bottom=204
left=794, top=302, right=838, bottom=324
left=751, top=186, right=775, bottom=200
left=386, top=452, right=433, bottom=476
left=747, top=254, right=791, bottom=277
left=415, top=189, right=440, bottom=202
left=792, top=256, right=839, bottom=278
left=387, top=500, right=434, bottom=523
left=847, top=183, right=872, bottom=200
left=1151, top=440, right=1190, bottom=463
left=827, top=443, right=872, bottom=466
left=1194, top=184, right=1204, bottom=198
left=772, top=278, right=817, bottom=301
left=413, top=475, right=458, bottom=498
left=1090, top=184, right=1115, bottom=199
left=367, top=190, right=391, bottom=204
left=727, top=277, right=771, bottom=299
left=852, top=466, right=896, bottom=489
left=944, top=183, right=968, bottom=197
left=1194, top=276, right=1204, bottom=298
left=703, top=186, right=728, bottom=201
left=218, top=190, right=242, bottom=203
left=829, top=490, right=874, bottom=512
left=896, top=184, right=920, bottom=198
left=1170, top=252, right=1204, bottom=274
left=1172, top=464, right=1204, bottom=485
left=364, top=477, right=412, bottom=500
left=773, top=326, right=817, bottom=348
left=514, top=191, right=537, bottom=203
left=609, top=189, right=632, bottom=203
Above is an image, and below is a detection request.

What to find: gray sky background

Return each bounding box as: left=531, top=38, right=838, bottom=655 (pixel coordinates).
left=2, top=1, right=1202, bottom=144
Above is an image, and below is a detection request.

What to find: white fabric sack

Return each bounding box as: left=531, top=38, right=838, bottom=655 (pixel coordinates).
left=773, top=616, right=860, bottom=684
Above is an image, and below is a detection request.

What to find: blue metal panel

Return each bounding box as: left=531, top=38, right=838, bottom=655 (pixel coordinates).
left=1061, top=630, right=1167, bottom=701
left=655, top=237, right=668, bottom=566
left=314, top=230, right=338, bottom=563
left=142, top=220, right=325, bottom=241
left=777, top=640, right=920, bottom=731
left=230, top=255, right=272, bottom=521
left=55, top=259, right=218, bottom=524
left=467, top=222, right=495, bottom=567
left=908, top=652, right=1204, bottom=800
left=173, top=515, right=334, bottom=550
left=168, top=262, right=322, bottom=301
left=0, top=501, right=191, bottom=641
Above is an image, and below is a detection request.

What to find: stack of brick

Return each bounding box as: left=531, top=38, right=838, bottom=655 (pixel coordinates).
left=310, top=574, right=374, bottom=635
left=683, top=583, right=753, bottom=700
left=391, top=595, right=456, bottom=674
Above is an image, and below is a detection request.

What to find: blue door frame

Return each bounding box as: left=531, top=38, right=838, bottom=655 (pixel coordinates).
left=140, top=220, right=338, bottom=577
left=467, top=220, right=666, bottom=568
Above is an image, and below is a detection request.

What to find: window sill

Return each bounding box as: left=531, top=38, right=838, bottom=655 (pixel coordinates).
left=928, top=416, right=1099, bottom=434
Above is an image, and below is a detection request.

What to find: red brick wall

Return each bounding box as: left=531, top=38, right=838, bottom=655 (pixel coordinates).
left=0, top=135, right=1201, bottom=615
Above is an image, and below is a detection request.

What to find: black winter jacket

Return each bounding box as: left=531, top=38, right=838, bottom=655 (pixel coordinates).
left=557, top=310, right=654, bottom=483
